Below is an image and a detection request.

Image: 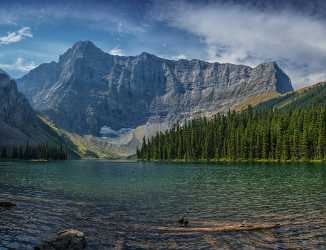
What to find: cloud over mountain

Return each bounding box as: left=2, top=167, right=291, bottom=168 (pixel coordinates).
left=0, top=27, right=33, bottom=45
left=1, top=0, right=326, bottom=86
left=161, top=2, right=326, bottom=87
left=0, top=57, right=36, bottom=72
left=109, top=47, right=125, bottom=56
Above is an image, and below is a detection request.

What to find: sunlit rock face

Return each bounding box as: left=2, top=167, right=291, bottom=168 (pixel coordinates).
left=18, top=41, right=293, bottom=136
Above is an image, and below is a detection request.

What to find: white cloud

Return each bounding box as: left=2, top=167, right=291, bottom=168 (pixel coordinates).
left=0, top=57, right=36, bottom=72
left=162, top=3, right=326, bottom=88
left=109, top=47, right=124, bottom=56
left=173, top=54, right=187, bottom=60
left=0, top=27, right=33, bottom=45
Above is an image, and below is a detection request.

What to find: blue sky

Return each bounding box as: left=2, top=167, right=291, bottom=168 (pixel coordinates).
left=1, top=0, right=326, bottom=88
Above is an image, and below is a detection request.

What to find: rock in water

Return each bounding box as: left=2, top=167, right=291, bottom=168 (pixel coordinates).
left=0, top=201, right=16, bottom=208
left=34, top=229, right=87, bottom=250
left=178, top=217, right=189, bottom=227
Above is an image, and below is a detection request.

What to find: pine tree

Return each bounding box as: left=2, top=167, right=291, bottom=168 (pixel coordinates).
left=138, top=105, right=326, bottom=162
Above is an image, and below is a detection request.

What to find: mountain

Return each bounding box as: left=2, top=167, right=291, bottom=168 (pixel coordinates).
left=138, top=102, right=326, bottom=162
left=138, top=83, right=326, bottom=162
left=18, top=41, right=293, bottom=141
left=0, top=69, right=66, bottom=147
left=255, top=82, right=326, bottom=111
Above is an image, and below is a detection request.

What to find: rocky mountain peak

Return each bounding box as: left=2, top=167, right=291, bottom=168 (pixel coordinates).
left=253, top=61, right=293, bottom=93
left=138, top=52, right=157, bottom=60
left=18, top=41, right=293, bottom=137
left=71, top=40, right=98, bottom=52
left=59, top=40, right=106, bottom=65
left=257, top=61, right=278, bottom=68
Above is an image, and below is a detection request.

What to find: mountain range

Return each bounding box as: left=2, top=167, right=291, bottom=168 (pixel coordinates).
left=15, top=41, right=294, bottom=157
left=0, top=40, right=304, bottom=157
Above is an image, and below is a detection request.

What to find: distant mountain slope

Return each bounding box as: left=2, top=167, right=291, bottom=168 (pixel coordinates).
left=0, top=69, right=74, bottom=152
left=18, top=41, right=293, bottom=137
left=255, top=82, right=326, bottom=111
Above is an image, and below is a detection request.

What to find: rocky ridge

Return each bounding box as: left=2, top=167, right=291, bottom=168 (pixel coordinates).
left=17, top=41, right=293, bottom=156
left=18, top=41, right=293, bottom=135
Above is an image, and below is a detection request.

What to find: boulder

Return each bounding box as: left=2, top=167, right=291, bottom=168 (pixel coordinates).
left=34, top=229, right=87, bottom=250
left=0, top=201, right=16, bottom=208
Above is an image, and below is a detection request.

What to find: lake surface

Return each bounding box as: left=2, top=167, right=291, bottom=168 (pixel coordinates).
left=0, top=161, right=326, bottom=249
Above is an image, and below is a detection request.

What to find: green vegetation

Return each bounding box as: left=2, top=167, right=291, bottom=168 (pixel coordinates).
left=39, top=116, right=121, bottom=159
left=0, top=143, right=68, bottom=160
left=256, top=82, right=326, bottom=112
left=137, top=105, right=326, bottom=162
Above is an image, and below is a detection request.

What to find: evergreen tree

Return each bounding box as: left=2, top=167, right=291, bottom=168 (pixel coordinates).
left=138, top=105, right=326, bottom=162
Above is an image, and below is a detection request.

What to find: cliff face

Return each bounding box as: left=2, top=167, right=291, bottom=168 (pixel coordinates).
left=18, top=41, right=293, bottom=136
left=0, top=69, right=62, bottom=146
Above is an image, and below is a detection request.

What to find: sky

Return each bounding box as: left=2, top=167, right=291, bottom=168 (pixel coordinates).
left=0, top=0, right=326, bottom=88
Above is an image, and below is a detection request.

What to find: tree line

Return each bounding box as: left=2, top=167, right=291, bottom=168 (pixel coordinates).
left=137, top=106, right=326, bottom=162
left=0, top=143, right=68, bottom=160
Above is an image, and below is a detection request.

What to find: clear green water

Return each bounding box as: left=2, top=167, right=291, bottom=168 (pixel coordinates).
left=0, top=160, right=326, bottom=249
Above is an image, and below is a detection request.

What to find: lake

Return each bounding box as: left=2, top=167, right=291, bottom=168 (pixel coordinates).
left=0, top=160, right=326, bottom=249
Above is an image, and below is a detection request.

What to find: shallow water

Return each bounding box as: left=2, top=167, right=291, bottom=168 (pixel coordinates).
left=0, top=160, right=326, bottom=249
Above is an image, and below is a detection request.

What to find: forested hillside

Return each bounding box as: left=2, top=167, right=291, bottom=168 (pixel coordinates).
left=0, top=143, right=68, bottom=160
left=0, top=68, right=78, bottom=161
left=137, top=106, right=326, bottom=162
left=138, top=81, right=326, bottom=162
left=256, top=82, right=326, bottom=111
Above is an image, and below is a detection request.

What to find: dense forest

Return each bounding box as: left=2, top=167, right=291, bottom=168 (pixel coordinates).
left=0, top=143, right=68, bottom=160
left=137, top=106, right=326, bottom=162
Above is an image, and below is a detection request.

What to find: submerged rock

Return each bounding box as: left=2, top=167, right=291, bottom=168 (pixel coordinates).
left=0, top=201, right=16, bottom=208
left=178, top=217, right=189, bottom=227
left=34, top=229, right=87, bottom=250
